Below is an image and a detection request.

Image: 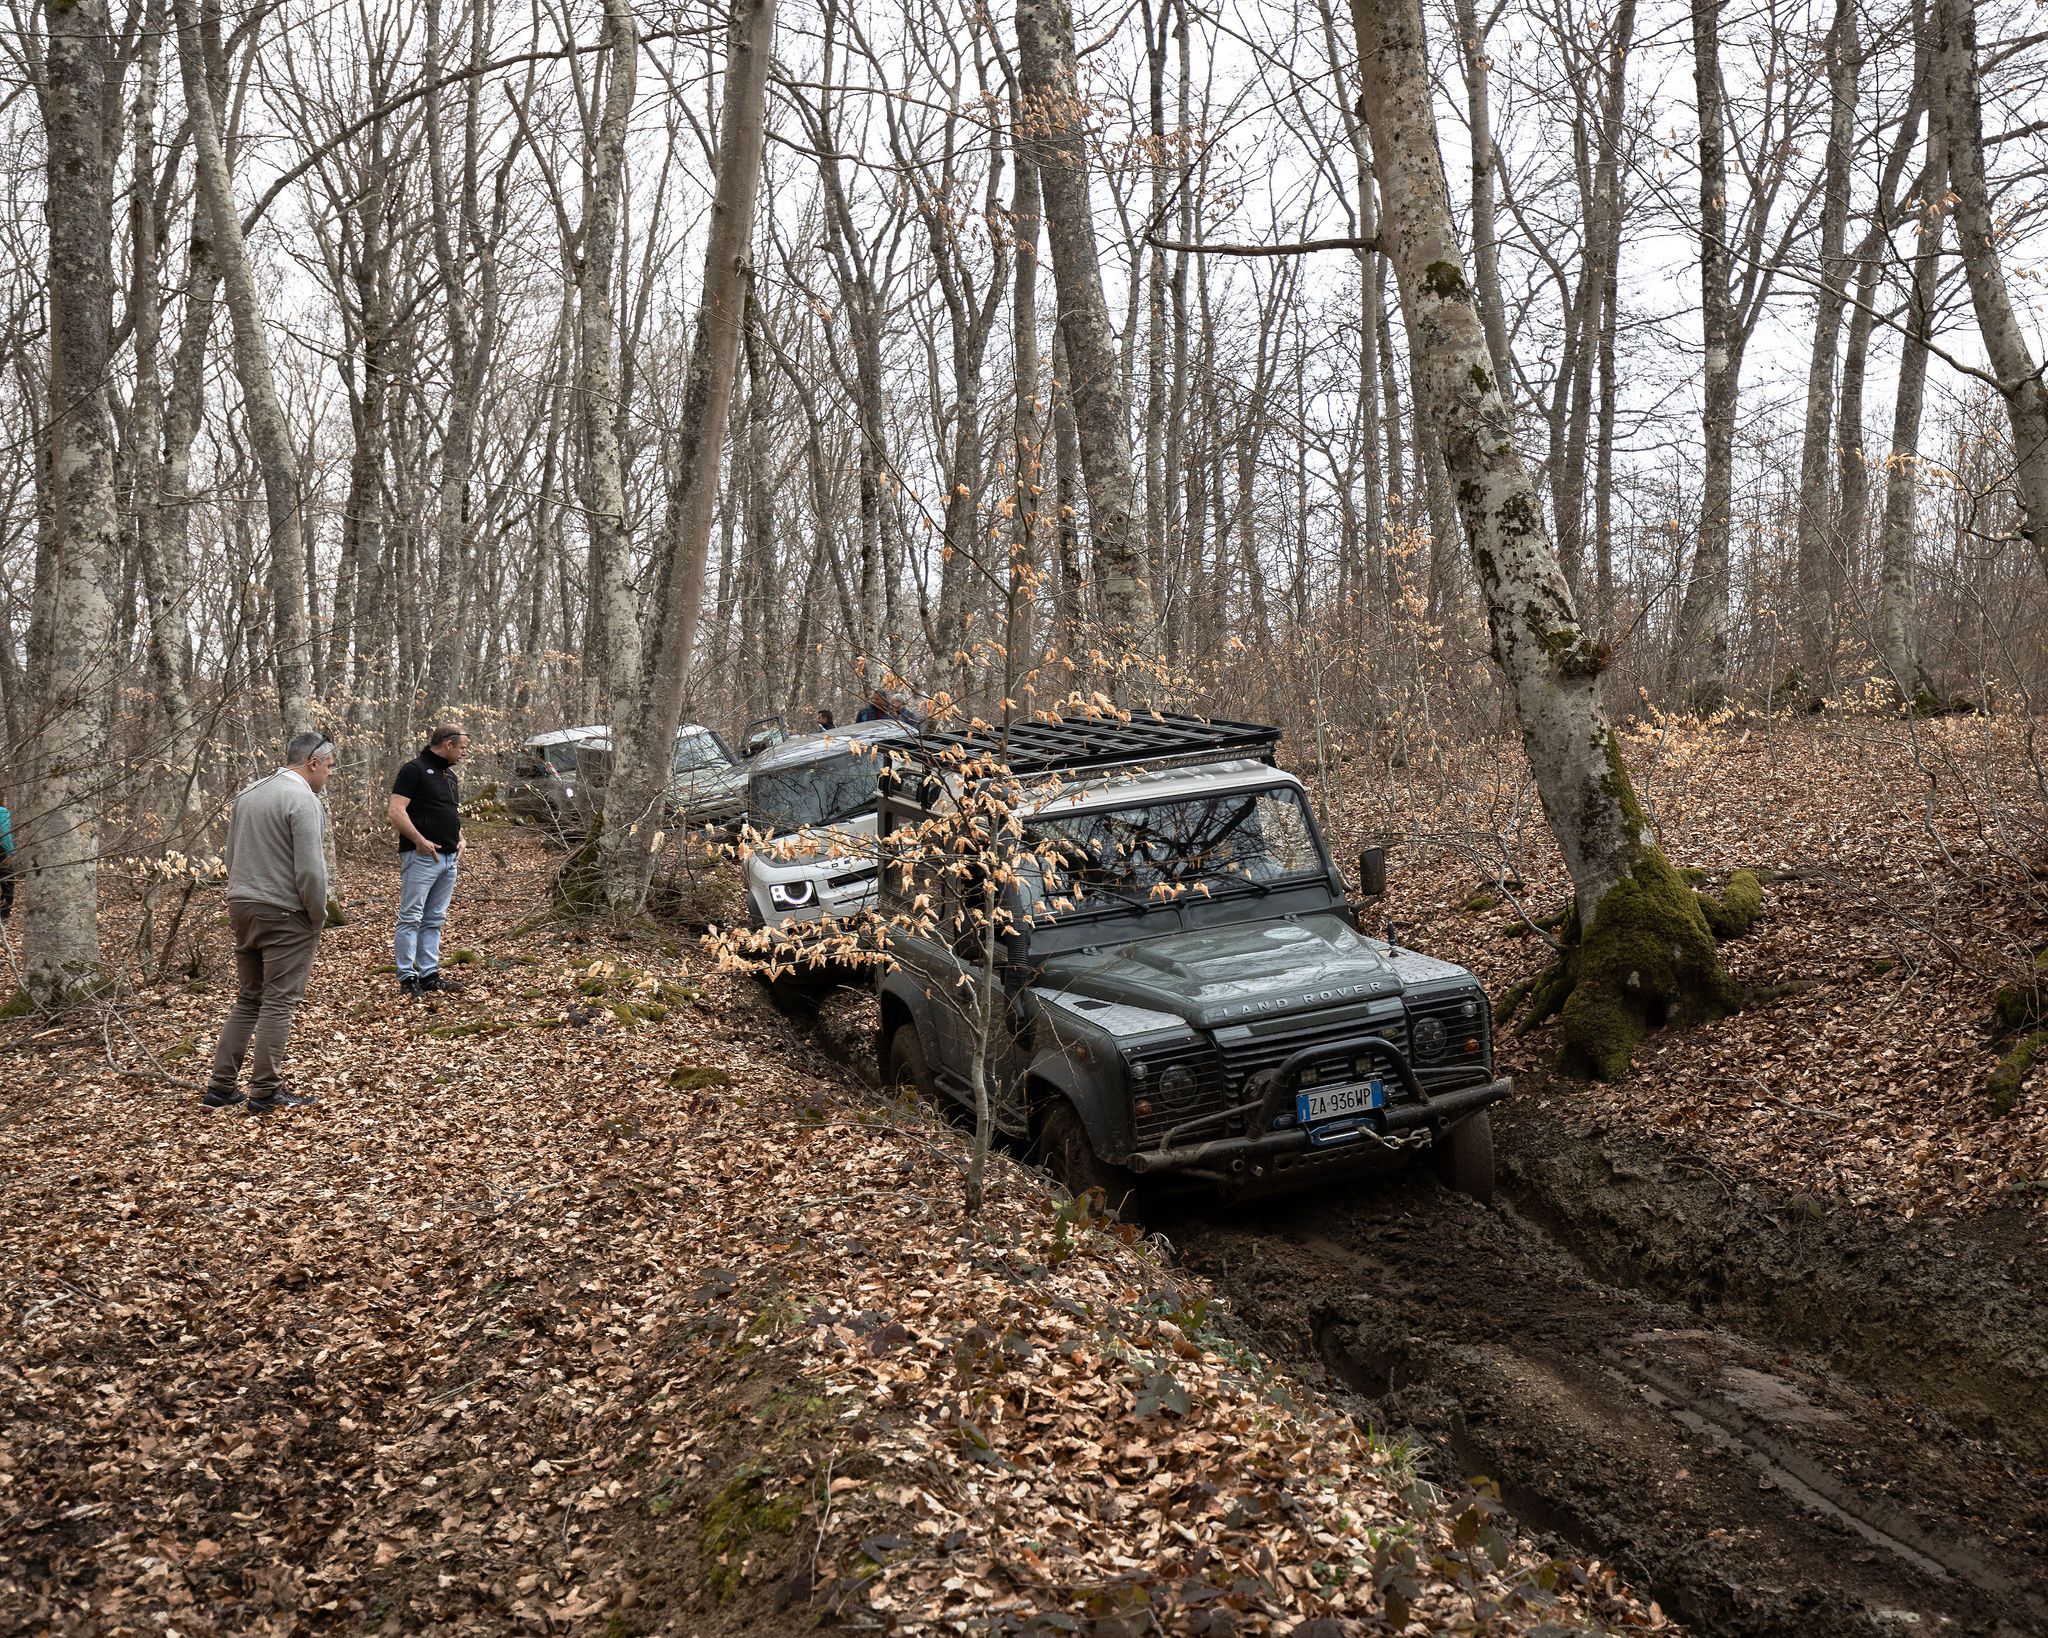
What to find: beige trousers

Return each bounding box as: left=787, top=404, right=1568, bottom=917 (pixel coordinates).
left=208, top=901, right=322, bottom=1097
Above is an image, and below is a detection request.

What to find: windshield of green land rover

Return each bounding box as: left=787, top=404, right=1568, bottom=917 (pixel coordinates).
left=1023, top=784, right=1325, bottom=915
left=749, top=750, right=881, bottom=832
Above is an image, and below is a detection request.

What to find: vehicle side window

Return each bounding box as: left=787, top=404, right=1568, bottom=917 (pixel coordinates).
left=545, top=746, right=577, bottom=775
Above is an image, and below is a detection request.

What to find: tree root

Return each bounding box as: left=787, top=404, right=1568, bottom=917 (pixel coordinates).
left=1510, top=865, right=1766, bottom=1080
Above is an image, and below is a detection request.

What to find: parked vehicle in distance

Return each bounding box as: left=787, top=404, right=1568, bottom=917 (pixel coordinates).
left=506, top=726, right=607, bottom=834
left=740, top=719, right=913, bottom=934
left=505, top=722, right=748, bottom=837
left=872, top=712, right=1510, bottom=1209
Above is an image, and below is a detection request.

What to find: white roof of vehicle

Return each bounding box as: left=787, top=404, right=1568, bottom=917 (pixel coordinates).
left=522, top=722, right=722, bottom=750
left=749, top=718, right=914, bottom=775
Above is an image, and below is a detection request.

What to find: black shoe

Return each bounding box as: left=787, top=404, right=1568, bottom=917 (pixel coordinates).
left=419, top=971, right=464, bottom=993
left=200, top=1086, right=245, bottom=1111
left=246, top=1090, right=318, bottom=1115
left=399, top=976, right=423, bottom=998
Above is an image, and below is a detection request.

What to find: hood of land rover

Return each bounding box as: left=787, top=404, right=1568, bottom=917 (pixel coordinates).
left=1036, top=912, right=1406, bottom=1030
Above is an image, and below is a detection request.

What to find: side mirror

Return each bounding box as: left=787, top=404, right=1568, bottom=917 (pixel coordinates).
left=1358, top=846, right=1387, bottom=899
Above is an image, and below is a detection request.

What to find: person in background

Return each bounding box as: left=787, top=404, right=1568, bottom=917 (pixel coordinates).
left=389, top=723, right=468, bottom=998
left=816, top=707, right=835, bottom=731
left=0, top=792, right=14, bottom=920
left=855, top=690, right=896, bottom=724
left=202, top=733, right=337, bottom=1114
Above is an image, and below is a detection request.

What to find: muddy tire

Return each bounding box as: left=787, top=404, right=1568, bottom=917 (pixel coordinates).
left=886, top=1024, right=936, bottom=1099
left=1430, top=1109, right=1495, bottom=1203
left=1039, top=1100, right=1140, bottom=1221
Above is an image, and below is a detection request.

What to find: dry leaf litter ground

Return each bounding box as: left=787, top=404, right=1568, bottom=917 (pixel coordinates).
left=1, top=832, right=1663, bottom=1635
left=1338, top=717, right=2048, bottom=1215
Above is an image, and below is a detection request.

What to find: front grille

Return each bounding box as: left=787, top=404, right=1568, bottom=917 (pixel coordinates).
left=1127, top=1036, right=1232, bottom=1148
left=828, top=865, right=879, bottom=892
left=1405, top=990, right=1491, bottom=1085
left=1217, top=1016, right=1413, bottom=1105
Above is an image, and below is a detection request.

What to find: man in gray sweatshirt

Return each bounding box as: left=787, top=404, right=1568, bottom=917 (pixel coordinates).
left=202, top=733, right=337, bottom=1114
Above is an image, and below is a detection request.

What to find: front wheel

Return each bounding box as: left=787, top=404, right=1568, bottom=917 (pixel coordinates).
left=1430, top=1108, right=1495, bottom=1203
left=1039, top=1100, right=1140, bottom=1222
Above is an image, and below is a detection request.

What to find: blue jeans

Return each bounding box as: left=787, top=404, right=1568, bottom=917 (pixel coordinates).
left=395, top=850, right=460, bottom=979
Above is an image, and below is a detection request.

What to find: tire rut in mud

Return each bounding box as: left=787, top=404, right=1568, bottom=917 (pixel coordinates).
left=1159, top=1135, right=2047, bottom=1638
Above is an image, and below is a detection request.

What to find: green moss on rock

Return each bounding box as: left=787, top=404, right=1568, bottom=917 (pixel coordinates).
left=668, top=1064, right=733, bottom=1092
left=0, top=988, right=32, bottom=1019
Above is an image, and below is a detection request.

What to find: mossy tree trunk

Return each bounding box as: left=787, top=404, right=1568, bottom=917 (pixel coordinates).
left=1346, top=0, right=1752, bottom=1079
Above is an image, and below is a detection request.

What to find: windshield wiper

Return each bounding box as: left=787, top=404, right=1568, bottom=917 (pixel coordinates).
left=1175, top=864, right=1273, bottom=896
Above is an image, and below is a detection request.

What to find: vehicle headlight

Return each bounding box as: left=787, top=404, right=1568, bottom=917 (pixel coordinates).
left=769, top=880, right=817, bottom=909
left=563, top=784, right=575, bottom=798
left=1158, top=1064, right=1197, bottom=1106
left=1414, top=1017, right=1447, bottom=1058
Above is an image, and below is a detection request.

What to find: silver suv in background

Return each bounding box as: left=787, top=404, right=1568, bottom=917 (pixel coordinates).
left=741, top=719, right=913, bottom=933
left=506, top=722, right=748, bottom=837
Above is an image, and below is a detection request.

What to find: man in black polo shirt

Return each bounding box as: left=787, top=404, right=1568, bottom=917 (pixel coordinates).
left=387, top=723, right=468, bottom=997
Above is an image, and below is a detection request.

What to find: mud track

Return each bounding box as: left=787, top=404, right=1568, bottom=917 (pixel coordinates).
left=1160, top=1099, right=2048, bottom=1638
left=784, top=988, right=2048, bottom=1637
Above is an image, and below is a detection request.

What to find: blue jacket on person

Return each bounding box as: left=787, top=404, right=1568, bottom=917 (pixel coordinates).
left=0, top=805, right=12, bottom=854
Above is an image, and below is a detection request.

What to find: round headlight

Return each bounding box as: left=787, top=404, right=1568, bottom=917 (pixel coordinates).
left=1461, top=998, right=1479, bottom=1018
left=1158, top=1065, right=1198, bottom=1106
left=769, top=879, right=817, bottom=909
left=1414, top=1017, right=1448, bottom=1058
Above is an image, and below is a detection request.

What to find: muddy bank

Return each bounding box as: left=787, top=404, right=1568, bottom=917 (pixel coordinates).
left=787, top=983, right=2048, bottom=1635
left=1497, top=1097, right=2048, bottom=1467
left=1164, top=1151, right=2048, bottom=1638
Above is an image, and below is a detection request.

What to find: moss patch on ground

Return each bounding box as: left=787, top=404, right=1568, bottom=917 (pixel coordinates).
left=699, top=1465, right=803, bottom=1601
left=1989, top=1031, right=2048, bottom=1117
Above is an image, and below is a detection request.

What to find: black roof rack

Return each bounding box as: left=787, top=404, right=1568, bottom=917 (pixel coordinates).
left=890, top=710, right=1281, bottom=782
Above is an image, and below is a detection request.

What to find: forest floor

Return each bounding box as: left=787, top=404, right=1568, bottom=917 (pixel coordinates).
left=2, top=717, right=2045, bottom=1638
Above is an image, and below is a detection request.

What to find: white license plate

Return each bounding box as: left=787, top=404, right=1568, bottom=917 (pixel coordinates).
left=1297, top=1080, right=1385, bottom=1124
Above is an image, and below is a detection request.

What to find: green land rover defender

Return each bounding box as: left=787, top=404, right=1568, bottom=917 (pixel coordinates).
left=872, top=713, right=1509, bottom=1209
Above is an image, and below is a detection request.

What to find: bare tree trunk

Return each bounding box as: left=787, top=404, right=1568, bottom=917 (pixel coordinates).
left=1008, top=92, right=1046, bottom=670
left=1450, top=0, right=1510, bottom=395
left=19, top=0, right=122, bottom=1006
left=1016, top=0, right=1158, bottom=667
left=578, top=0, right=642, bottom=719
left=1050, top=330, right=1084, bottom=646
left=1939, top=0, right=2048, bottom=577
left=174, top=0, right=312, bottom=737
left=1591, top=0, right=1635, bottom=633
left=423, top=0, right=494, bottom=715
left=1348, top=0, right=1743, bottom=1080
left=1878, top=137, right=1945, bottom=706
left=1791, top=0, right=1859, bottom=706
left=127, top=2, right=205, bottom=835
left=1668, top=0, right=1740, bottom=712
left=600, top=0, right=776, bottom=906
left=1315, top=0, right=1386, bottom=622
